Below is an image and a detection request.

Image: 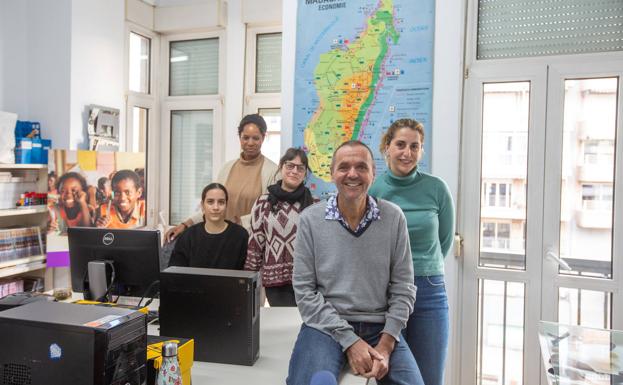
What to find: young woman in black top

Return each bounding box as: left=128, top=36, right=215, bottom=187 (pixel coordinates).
left=168, top=183, right=248, bottom=269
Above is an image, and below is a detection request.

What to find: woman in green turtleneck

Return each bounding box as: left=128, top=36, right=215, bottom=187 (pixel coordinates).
left=369, top=118, right=455, bottom=385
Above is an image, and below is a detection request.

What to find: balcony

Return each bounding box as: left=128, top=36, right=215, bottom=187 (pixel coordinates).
left=575, top=208, right=612, bottom=229
left=575, top=120, right=615, bottom=141
left=577, top=158, right=614, bottom=183
left=481, top=206, right=525, bottom=220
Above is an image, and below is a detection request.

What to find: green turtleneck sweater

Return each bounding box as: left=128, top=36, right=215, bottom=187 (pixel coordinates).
left=369, top=168, right=455, bottom=276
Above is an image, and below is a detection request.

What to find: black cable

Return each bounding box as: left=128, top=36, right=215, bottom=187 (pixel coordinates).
left=136, top=280, right=159, bottom=309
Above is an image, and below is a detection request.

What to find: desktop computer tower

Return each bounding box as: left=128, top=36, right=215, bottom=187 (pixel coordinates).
left=159, top=266, right=260, bottom=366
left=0, top=301, right=147, bottom=385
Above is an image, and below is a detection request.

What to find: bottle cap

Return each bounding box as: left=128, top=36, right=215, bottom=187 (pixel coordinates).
left=162, top=341, right=178, bottom=357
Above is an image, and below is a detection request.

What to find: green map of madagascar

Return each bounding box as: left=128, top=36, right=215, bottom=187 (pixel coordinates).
left=304, top=0, right=399, bottom=182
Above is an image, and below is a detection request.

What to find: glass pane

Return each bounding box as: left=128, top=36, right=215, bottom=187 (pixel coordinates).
left=477, top=279, right=525, bottom=385
left=258, top=108, right=281, bottom=164
left=559, top=78, right=618, bottom=279
left=256, top=33, right=282, bottom=93
left=558, top=288, right=612, bottom=329
left=170, top=110, right=213, bottom=224
left=479, top=82, right=530, bottom=270
left=170, top=38, right=219, bottom=96
left=131, top=107, right=148, bottom=153
left=477, top=0, right=623, bottom=59
left=129, top=32, right=150, bottom=93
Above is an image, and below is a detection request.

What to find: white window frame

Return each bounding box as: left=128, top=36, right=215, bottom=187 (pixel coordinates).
left=244, top=26, right=283, bottom=164
left=159, top=30, right=226, bottom=225
left=124, top=22, right=159, bottom=227
left=459, top=0, right=623, bottom=380
left=244, top=25, right=282, bottom=113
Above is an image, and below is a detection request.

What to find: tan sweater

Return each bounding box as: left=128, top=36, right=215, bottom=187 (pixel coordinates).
left=188, top=154, right=279, bottom=231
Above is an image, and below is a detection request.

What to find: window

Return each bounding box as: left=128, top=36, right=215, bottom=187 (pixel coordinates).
left=476, top=0, right=623, bottom=59
left=583, top=139, right=614, bottom=165
left=461, top=1, right=623, bottom=383
left=483, top=182, right=512, bottom=208
left=129, top=32, right=151, bottom=93
left=125, top=24, right=157, bottom=226
left=162, top=32, right=224, bottom=225
left=169, top=38, right=219, bottom=96
left=581, top=184, right=613, bottom=211
left=258, top=108, right=281, bottom=166
left=255, top=33, right=282, bottom=93
left=169, top=110, right=214, bottom=224
left=481, top=221, right=511, bottom=251
left=245, top=27, right=282, bottom=164
left=130, top=107, right=148, bottom=153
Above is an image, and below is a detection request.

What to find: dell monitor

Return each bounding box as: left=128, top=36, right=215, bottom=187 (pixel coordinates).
left=68, top=227, right=161, bottom=300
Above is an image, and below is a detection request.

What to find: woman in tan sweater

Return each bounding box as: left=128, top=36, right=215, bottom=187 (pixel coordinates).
left=166, top=114, right=278, bottom=241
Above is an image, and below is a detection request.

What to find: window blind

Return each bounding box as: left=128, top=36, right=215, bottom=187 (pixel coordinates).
left=477, top=0, right=623, bottom=59
left=170, top=38, right=219, bottom=96
left=256, top=33, right=282, bottom=93
left=170, top=110, right=213, bottom=224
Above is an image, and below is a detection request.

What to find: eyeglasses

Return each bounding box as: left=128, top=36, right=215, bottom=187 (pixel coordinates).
left=284, top=162, right=306, bottom=173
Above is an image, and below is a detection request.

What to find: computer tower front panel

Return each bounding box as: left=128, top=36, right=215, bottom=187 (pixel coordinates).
left=160, top=268, right=260, bottom=366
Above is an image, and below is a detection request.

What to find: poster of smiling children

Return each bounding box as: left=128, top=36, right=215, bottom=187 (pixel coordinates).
left=47, top=149, right=146, bottom=235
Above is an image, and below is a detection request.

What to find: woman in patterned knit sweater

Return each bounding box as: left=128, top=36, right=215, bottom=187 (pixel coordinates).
left=244, top=148, right=317, bottom=306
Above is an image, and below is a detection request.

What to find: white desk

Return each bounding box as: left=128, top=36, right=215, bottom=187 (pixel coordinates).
left=151, top=307, right=368, bottom=385
left=54, top=293, right=368, bottom=384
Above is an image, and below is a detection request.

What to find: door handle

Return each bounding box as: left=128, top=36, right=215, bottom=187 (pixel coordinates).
left=545, top=249, right=572, bottom=271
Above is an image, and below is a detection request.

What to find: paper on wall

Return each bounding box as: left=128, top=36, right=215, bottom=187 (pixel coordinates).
left=0, top=111, right=18, bottom=164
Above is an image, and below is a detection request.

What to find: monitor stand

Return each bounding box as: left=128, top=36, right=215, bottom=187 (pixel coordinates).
left=86, top=260, right=115, bottom=302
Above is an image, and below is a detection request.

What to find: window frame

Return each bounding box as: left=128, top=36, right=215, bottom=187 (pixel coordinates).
left=124, top=22, right=159, bottom=226
left=244, top=26, right=282, bottom=162
left=159, top=30, right=226, bottom=225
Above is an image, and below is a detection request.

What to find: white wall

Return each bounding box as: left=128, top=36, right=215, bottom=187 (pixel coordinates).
left=1, top=0, right=30, bottom=117
left=431, top=0, right=465, bottom=384
left=223, top=0, right=246, bottom=161
left=0, top=0, right=72, bottom=149
left=69, top=0, right=126, bottom=149
left=0, top=0, right=123, bottom=151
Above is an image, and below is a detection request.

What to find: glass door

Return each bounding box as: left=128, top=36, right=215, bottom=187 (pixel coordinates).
left=541, top=62, right=623, bottom=331
left=459, top=60, right=623, bottom=385
left=460, top=63, right=547, bottom=385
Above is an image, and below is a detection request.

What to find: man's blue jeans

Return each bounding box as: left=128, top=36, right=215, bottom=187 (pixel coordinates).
left=287, top=322, right=424, bottom=385
left=404, top=275, right=449, bottom=385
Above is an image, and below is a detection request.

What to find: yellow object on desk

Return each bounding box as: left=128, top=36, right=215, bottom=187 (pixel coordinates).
left=73, top=299, right=150, bottom=314
left=147, top=336, right=194, bottom=385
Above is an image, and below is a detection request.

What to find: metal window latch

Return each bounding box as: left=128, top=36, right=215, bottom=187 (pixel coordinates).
left=545, top=249, right=572, bottom=271
left=454, top=233, right=463, bottom=258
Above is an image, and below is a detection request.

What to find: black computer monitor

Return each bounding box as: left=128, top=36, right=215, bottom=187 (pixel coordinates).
left=68, top=227, right=161, bottom=298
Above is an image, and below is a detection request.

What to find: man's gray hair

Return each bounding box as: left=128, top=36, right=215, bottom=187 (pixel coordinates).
left=330, top=140, right=376, bottom=172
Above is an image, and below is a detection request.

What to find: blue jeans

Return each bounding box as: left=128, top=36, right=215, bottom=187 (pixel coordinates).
left=287, top=322, right=424, bottom=385
left=404, top=275, right=449, bottom=385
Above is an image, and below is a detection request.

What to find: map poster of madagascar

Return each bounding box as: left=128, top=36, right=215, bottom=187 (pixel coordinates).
left=293, top=0, right=435, bottom=197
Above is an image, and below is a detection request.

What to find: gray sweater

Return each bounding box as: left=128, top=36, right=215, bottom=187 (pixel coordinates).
left=293, top=198, right=416, bottom=350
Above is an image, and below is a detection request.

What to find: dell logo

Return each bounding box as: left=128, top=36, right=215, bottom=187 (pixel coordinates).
left=102, top=233, right=114, bottom=245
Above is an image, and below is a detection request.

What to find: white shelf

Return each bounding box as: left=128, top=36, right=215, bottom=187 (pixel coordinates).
left=0, top=254, right=46, bottom=270
left=0, top=164, right=47, bottom=170
left=0, top=206, right=48, bottom=217
left=0, top=261, right=46, bottom=279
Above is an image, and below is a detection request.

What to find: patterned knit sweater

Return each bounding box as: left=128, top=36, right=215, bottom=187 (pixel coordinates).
left=244, top=193, right=318, bottom=287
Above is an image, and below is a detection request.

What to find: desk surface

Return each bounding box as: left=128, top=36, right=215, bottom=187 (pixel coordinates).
left=150, top=307, right=368, bottom=385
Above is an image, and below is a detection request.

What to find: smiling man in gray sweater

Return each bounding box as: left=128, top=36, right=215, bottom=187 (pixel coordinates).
left=286, top=141, right=423, bottom=385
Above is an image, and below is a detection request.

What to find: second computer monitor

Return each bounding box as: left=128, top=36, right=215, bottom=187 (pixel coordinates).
left=68, top=227, right=161, bottom=298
